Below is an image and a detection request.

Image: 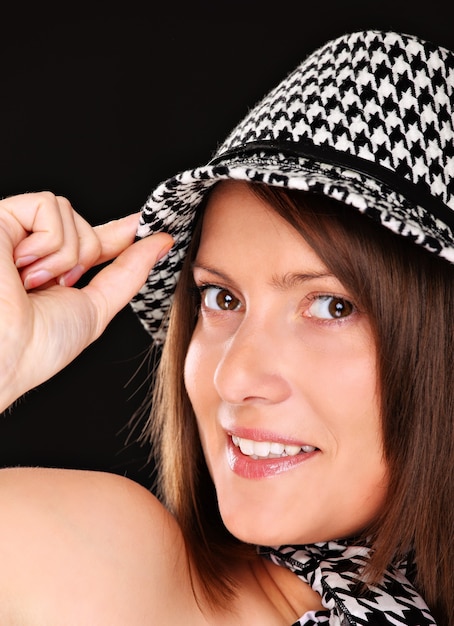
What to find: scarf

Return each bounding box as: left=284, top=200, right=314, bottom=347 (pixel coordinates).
left=258, top=540, right=436, bottom=625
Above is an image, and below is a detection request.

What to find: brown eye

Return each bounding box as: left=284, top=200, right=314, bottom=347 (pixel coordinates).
left=202, top=286, right=242, bottom=311
left=328, top=297, right=354, bottom=318
left=307, top=295, right=355, bottom=320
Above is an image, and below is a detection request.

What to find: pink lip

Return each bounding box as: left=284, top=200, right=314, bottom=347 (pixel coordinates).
left=226, top=436, right=318, bottom=479
left=225, top=426, right=307, bottom=445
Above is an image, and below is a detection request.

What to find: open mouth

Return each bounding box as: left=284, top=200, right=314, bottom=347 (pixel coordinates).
left=231, top=435, right=318, bottom=460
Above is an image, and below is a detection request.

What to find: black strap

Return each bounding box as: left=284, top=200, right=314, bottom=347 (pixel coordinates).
left=209, top=140, right=454, bottom=229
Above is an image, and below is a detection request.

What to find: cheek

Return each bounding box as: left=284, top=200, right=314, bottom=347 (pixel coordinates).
left=183, top=336, right=202, bottom=410
left=184, top=332, right=220, bottom=476
left=305, top=337, right=378, bottom=410
left=183, top=327, right=217, bottom=418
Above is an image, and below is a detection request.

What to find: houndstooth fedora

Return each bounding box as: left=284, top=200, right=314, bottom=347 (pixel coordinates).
left=131, top=29, right=454, bottom=344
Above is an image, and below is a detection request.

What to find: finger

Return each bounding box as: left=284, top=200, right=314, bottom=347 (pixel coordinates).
left=92, top=213, right=142, bottom=263
left=0, top=192, right=66, bottom=293
left=81, top=232, right=173, bottom=340
left=60, top=212, right=145, bottom=282
left=56, top=211, right=102, bottom=287
left=19, top=202, right=100, bottom=290
left=14, top=194, right=82, bottom=289
left=10, top=192, right=68, bottom=265
left=58, top=212, right=142, bottom=288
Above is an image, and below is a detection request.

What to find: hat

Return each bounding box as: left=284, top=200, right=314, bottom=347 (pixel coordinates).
left=131, top=29, right=454, bottom=345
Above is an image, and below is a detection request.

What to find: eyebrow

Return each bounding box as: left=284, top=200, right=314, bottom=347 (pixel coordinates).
left=270, top=271, right=336, bottom=289
left=192, top=262, right=336, bottom=290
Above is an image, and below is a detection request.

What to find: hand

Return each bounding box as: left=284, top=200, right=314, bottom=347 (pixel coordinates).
left=0, top=192, right=173, bottom=411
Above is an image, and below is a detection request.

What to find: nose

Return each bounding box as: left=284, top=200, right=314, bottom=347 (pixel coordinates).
left=213, top=316, right=292, bottom=405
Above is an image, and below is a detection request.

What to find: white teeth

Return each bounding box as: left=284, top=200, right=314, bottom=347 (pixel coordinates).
left=284, top=444, right=302, bottom=456
left=231, top=435, right=316, bottom=460
left=270, top=442, right=285, bottom=455
left=239, top=438, right=255, bottom=456
left=251, top=441, right=271, bottom=457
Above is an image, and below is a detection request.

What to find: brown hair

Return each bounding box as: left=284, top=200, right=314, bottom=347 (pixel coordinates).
left=148, top=182, right=454, bottom=624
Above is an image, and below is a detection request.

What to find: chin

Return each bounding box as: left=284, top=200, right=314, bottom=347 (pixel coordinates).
left=221, top=513, right=307, bottom=547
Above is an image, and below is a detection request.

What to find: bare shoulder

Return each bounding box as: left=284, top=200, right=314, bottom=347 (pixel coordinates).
left=0, top=466, right=173, bottom=549
left=0, top=466, right=199, bottom=625
left=0, top=468, right=313, bottom=625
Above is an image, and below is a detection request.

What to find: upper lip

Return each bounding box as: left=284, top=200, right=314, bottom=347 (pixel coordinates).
left=226, top=426, right=314, bottom=448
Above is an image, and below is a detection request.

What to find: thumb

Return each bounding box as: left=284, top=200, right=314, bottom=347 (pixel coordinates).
left=81, top=232, right=173, bottom=340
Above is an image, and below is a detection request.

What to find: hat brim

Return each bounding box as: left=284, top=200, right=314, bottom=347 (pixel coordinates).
left=131, top=152, right=454, bottom=344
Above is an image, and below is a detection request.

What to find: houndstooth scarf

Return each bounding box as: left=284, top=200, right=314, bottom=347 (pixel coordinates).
left=258, top=540, right=436, bottom=625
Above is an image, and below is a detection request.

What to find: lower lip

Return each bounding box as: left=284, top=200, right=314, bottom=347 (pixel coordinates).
left=227, top=438, right=318, bottom=479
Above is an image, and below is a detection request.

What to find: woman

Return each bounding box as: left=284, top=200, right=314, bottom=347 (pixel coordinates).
left=0, top=29, right=451, bottom=624
left=130, top=29, right=454, bottom=624
left=137, top=180, right=450, bottom=625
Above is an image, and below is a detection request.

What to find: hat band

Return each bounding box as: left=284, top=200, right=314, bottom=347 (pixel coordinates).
left=209, top=140, right=453, bottom=229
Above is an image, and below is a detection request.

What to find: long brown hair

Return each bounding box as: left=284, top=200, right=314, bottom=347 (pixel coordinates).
left=148, top=182, right=454, bottom=623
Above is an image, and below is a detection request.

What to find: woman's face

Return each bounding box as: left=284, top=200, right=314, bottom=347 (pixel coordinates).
left=184, top=181, right=388, bottom=546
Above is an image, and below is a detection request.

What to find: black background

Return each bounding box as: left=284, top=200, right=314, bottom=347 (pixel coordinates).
left=0, top=3, right=452, bottom=490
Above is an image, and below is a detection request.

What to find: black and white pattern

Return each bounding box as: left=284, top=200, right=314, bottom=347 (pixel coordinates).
left=130, top=29, right=454, bottom=346
left=258, top=541, right=436, bottom=625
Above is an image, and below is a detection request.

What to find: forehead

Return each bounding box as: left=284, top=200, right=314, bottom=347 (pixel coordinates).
left=195, top=181, right=329, bottom=275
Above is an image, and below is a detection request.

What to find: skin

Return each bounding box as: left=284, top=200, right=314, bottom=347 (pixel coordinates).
left=0, top=467, right=323, bottom=624
left=0, top=189, right=322, bottom=623
left=0, top=467, right=194, bottom=625
left=0, top=192, right=173, bottom=411
left=0, top=185, right=388, bottom=622
left=185, top=181, right=388, bottom=546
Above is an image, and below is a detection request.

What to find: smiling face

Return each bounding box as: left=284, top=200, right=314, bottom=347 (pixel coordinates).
left=184, top=181, right=388, bottom=546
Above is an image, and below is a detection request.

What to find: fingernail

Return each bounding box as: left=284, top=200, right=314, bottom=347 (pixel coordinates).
left=16, top=255, right=39, bottom=268
left=59, top=264, right=84, bottom=287
left=24, top=269, right=54, bottom=290
left=156, top=240, right=174, bottom=262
